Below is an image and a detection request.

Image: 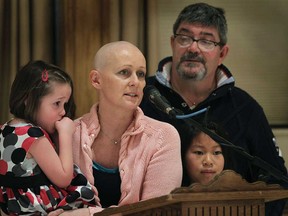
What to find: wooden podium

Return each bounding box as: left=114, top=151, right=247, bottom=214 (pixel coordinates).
left=94, top=170, right=288, bottom=216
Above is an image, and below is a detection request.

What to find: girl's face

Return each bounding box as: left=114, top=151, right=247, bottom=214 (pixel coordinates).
left=185, top=132, right=224, bottom=185
left=36, top=82, right=72, bottom=134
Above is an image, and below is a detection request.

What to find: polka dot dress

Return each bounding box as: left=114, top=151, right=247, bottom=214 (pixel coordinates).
left=0, top=122, right=96, bottom=215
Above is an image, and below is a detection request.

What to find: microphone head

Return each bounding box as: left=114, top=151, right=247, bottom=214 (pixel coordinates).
left=144, top=85, right=160, bottom=95
left=143, top=85, right=177, bottom=117
left=144, top=85, right=162, bottom=102
left=144, top=85, right=154, bottom=93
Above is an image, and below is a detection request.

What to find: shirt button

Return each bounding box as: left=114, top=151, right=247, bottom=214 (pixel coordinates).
left=181, top=102, right=187, bottom=107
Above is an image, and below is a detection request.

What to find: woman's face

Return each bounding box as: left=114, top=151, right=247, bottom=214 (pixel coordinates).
left=185, top=132, right=224, bottom=185
left=92, top=45, right=146, bottom=111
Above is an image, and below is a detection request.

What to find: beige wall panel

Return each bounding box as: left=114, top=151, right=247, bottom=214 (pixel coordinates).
left=60, top=0, right=108, bottom=117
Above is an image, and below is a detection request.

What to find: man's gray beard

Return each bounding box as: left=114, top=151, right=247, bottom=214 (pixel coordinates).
left=177, top=63, right=207, bottom=81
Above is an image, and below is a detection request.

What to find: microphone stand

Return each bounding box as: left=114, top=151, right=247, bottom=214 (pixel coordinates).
left=172, top=110, right=288, bottom=185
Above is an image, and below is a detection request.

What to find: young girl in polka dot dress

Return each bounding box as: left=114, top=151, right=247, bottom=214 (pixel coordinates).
left=0, top=60, right=98, bottom=215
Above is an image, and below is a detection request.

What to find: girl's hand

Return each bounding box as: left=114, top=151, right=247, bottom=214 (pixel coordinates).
left=55, top=117, right=75, bottom=136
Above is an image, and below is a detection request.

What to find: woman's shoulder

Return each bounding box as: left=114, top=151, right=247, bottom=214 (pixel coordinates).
left=136, top=107, right=177, bottom=132
left=138, top=115, right=180, bottom=152
left=141, top=115, right=179, bottom=138
left=143, top=115, right=174, bottom=128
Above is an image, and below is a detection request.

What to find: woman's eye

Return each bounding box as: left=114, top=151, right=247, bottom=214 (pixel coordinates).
left=119, top=69, right=129, bottom=75
left=137, top=71, right=146, bottom=78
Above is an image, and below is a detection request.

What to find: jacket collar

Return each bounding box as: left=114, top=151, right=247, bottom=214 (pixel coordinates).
left=155, top=56, right=235, bottom=90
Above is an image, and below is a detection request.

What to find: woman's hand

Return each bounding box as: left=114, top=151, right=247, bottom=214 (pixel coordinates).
left=47, top=209, right=64, bottom=216
left=57, top=208, right=90, bottom=216
left=47, top=208, right=90, bottom=216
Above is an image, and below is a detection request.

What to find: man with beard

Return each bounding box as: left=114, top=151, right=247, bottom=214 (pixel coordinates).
left=140, top=3, right=287, bottom=215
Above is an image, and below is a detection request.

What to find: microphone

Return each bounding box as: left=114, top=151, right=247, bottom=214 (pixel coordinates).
left=144, top=85, right=178, bottom=117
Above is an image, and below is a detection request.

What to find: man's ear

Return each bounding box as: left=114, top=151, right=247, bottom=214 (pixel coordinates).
left=170, top=35, right=176, bottom=50
left=218, top=45, right=229, bottom=65
left=90, top=69, right=101, bottom=89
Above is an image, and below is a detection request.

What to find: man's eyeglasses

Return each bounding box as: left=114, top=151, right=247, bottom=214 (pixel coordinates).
left=174, top=34, right=223, bottom=52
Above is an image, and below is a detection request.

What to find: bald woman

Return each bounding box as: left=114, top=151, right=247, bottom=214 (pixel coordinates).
left=62, top=41, right=182, bottom=215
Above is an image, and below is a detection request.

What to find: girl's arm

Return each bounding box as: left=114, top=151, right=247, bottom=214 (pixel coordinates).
left=29, top=117, right=75, bottom=188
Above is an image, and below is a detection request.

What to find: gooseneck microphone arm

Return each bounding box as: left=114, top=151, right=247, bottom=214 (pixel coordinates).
left=144, top=85, right=179, bottom=117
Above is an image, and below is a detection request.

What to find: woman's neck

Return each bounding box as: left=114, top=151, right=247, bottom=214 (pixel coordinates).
left=97, top=104, right=134, bottom=140
left=92, top=105, right=134, bottom=168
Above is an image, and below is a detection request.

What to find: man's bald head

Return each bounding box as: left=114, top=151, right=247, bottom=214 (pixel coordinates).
left=93, top=41, right=145, bottom=71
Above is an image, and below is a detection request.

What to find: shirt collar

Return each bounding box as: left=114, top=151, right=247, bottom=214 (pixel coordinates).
left=155, top=60, right=234, bottom=89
